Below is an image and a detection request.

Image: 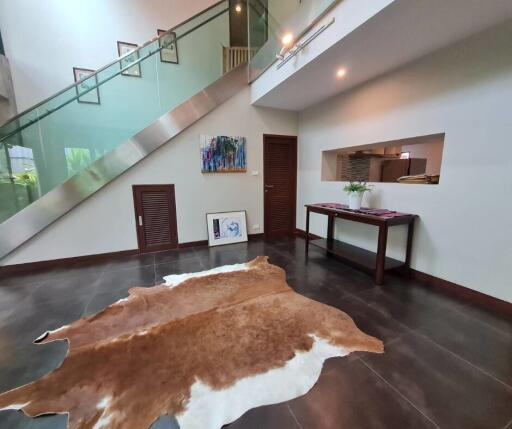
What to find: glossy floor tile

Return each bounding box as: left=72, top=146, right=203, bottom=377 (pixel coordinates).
left=287, top=358, right=438, bottom=429
left=0, top=237, right=511, bottom=429
left=362, top=332, right=512, bottom=429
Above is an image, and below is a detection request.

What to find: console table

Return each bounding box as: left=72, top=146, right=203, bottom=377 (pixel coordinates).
left=305, top=203, right=417, bottom=285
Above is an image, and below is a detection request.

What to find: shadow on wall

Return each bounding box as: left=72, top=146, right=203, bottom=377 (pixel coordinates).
left=0, top=29, right=4, bottom=55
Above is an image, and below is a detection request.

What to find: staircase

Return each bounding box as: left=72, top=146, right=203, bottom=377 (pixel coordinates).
left=223, top=46, right=256, bottom=74
left=0, top=0, right=339, bottom=259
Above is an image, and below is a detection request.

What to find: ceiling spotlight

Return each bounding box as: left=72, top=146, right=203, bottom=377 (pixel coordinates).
left=235, top=4, right=242, bottom=13
left=281, top=33, right=294, bottom=47
left=336, top=68, right=347, bottom=79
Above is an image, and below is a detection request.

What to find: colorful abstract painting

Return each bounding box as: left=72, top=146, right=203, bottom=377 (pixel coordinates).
left=200, top=135, right=247, bottom=173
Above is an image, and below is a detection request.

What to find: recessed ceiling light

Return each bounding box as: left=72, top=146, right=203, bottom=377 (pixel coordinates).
left=336, top=68, right=347, bottom=79
left=235, top=4, right=242, bottom=13
left=281, top=33, right=294, bottom=47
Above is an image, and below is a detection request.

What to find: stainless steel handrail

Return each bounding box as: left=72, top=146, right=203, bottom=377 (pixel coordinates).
left=0, top=0, right=341, bottom=133
left=0, top=0, right=228, bottom=131
left=0, top=64, right=248, bottom=260
left=0, top=0, right=345, bottom=260
left=248, top=0, right=342, bottom=83
left=276, top=17, right=335, bottom=69
left=0, top=4, right=229, bottom=143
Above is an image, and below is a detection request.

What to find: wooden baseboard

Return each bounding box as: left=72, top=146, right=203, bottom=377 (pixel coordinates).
left=4, top=231, right=509, bottom=317
left=179, top=233, right=264, bottom=249
left=0, top=249, right=140, bottom=277
left=178, top=240, right=208, bottom=249
left=248, top=233, right=265, bottom=241
left=294, top=228, right=321, bottom=240
left=294, top=229, right=511, bottom=316
left=0, top=233, right=267, bottom=276
left=408, top=268, right=512, bottom=317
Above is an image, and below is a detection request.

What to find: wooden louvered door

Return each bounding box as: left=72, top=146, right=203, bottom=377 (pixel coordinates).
left=132, top=185, right=178, bottom=253
left=264, top=135, right=297, bottom=238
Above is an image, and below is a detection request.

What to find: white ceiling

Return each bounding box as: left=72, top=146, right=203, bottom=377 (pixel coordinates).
left=252, top=0, right=512, bottom=111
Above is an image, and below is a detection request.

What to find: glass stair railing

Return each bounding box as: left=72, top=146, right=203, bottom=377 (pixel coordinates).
left=0, top=0, right=339, bottom=259
left=0, top=0, right=233, bottom=225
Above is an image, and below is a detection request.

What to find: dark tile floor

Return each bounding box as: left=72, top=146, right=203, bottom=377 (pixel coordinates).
left=0, top=237, right=511, bottom=429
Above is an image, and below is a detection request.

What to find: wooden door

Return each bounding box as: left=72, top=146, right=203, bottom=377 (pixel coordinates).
left=263, top=135, right=297, bottom=238
left=132, top=185, right=178, bottom=253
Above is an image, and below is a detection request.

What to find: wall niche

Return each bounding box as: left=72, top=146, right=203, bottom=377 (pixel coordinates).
left=321, top=133, right=445, bottom=185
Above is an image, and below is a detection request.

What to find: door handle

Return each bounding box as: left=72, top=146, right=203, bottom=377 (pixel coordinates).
left=265, top=185, right=274, bottom=189
left=138, top=215, right=143, bottom=226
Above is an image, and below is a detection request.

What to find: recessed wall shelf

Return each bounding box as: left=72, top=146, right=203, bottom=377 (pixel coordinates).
left=321, top=133, right=445, bottom=184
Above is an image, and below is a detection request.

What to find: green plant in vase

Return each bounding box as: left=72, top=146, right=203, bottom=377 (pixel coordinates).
left=343, top=181, right=373, bottom=210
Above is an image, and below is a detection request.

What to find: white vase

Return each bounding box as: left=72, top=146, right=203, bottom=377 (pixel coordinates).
left=348, top=192, right=364, bottom=210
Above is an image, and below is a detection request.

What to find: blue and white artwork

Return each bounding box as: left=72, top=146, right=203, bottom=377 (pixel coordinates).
left=200, top=135, right=247, bottom=173
left=213, top=217, right=241, bottom=239
left=206, top=211, right=248, bottom=246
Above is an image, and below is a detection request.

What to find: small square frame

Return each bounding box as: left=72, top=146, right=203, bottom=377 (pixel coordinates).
left=117, top=41, right=142, bottom=77
left=157, top=29, right=179, bottom=64
left=73, top=67, right=100, bottom=105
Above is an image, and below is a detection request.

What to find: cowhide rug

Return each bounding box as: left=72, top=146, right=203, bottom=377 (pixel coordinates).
left=0, top=256, right=383, bottom=429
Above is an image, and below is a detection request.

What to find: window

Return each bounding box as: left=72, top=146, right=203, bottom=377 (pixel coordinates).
left=65, top=147, right=92, bottom=176
left=322, top=133, right=445, bottom=185
left=7, top=145, right=36, bottom=175
left=0, top=145, right=39, bottom=207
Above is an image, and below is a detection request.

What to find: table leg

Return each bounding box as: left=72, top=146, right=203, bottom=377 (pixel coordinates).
left=375, top=225, right=388, bottom=285
left=327, top=214, right=334, bottom=241
left=305, top=207, right=310, bottom=254
left=405, top=219, right=415, bottom=269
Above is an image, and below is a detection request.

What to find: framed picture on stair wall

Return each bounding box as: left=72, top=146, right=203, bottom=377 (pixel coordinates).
left=117, top=41, right=142, bottom=77
left=157, top=29, right=179, bottom=64
left=73, top=67, right=100, bottom=105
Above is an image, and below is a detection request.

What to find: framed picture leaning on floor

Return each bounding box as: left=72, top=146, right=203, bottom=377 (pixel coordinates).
left=206, top=211, right=248, bottom=246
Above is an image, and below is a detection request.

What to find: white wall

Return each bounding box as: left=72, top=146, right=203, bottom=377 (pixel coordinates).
left=0, top=87, right=298, bottom=265
left=297, top=21, right=512, bottom=303
left=0, top=0, right=218, bottom=111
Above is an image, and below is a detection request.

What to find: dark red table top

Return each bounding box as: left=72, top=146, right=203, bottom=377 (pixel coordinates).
left=306, top=203, right=415, bottom=221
